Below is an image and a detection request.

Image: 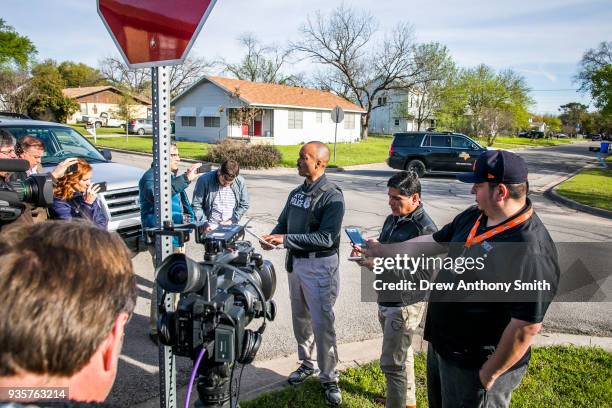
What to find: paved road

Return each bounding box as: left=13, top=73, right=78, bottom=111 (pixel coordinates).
left=107, top=141, right=612, bottom=406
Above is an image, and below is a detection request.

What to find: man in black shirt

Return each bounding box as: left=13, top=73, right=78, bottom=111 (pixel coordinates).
left=363, top=150, right=559, bottom=408
left=262, top=141, right=345, bottom=406
left=352, top=171, right=437, bottom=408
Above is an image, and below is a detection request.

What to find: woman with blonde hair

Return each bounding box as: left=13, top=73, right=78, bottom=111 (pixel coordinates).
left=49, top=158, right=108, bottom=229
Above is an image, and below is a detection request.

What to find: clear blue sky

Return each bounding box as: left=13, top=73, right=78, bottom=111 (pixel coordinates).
left=3, top=0, right=610, bottom=114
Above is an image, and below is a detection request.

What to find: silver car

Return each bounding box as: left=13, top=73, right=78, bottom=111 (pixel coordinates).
left=128, top=118, right=153, bottom=135
left=0, top=119, right=146, bottom=252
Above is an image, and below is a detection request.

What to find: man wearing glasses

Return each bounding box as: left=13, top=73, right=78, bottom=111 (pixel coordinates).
left=138, top=142, right=200, bottom=344
left=192, top=159, right=250, bottom=232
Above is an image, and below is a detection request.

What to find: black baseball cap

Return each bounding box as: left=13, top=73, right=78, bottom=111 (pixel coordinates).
left=457, top=150, right=528, bottom=184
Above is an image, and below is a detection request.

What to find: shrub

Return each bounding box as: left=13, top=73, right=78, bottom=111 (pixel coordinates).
left=203, top=140, right=281, bottom=169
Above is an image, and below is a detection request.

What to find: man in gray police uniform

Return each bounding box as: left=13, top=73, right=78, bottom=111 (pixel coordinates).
left=262, top=141, right=345, bottom=406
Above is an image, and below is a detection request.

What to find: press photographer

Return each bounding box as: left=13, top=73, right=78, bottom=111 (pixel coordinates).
left=150, top=222, right=277, bottom=408
left=0, top=130, right=52, bottom=230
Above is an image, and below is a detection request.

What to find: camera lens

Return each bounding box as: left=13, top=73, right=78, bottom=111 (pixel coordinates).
left=168, top=261, right=188, bottom=286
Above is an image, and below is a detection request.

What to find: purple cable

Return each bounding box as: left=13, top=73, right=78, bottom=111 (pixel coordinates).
left=184, top=347, right=207, bottom=408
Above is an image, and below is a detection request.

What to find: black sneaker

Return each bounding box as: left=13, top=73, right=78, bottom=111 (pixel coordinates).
left=323, top=382, right=342, bottom=406
left=287, top=364, right=318, bottom=385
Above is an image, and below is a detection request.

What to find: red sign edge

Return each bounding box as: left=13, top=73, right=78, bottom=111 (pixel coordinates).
left=96, top=0, right=218, bottom=69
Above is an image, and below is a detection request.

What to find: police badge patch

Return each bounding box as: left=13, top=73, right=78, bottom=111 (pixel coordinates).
left=303, top=196, right=312, bottom=209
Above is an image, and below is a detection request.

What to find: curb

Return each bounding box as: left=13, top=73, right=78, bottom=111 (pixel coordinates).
left=543, top=163, right=612, bottom=220
left=103, top=147, right=204, bottom=165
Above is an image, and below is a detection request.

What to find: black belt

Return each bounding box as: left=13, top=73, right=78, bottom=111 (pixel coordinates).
left=291, top=249, right=338, bottom=259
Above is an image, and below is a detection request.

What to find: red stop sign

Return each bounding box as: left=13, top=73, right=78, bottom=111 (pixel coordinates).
left=98, top=0, right=217, bottom=68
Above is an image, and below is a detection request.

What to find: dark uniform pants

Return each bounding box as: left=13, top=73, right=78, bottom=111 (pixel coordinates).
left=427, top=343, right=527, bottom=408
left=288, top=254, right=340, bottom=383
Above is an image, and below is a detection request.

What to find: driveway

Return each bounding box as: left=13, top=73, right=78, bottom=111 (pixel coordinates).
left=106, top=141, right=611, bottom=406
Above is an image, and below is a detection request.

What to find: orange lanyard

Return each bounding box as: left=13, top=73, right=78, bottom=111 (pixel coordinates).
left=464, top=208, right=533, bottom=249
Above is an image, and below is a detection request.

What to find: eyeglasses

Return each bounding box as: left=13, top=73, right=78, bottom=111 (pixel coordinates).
left=0, top=148, right=16, bottom=155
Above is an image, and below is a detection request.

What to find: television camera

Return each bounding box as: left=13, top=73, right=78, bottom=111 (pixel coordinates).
left=0, top=158, right=54, bottom=226
left=148, top=222, right=277, bottom=408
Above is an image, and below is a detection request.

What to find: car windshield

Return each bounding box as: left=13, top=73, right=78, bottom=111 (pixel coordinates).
left=2, top=125, right=106, bottom=165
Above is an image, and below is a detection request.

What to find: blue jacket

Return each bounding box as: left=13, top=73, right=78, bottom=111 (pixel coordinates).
left=138, top=167, right=195, bottom=232
left=49, top=193, right=108, bottom=230
left=192, top=170, right=249, bottom=224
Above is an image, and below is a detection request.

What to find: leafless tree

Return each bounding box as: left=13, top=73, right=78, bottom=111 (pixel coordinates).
left=0, top=70, right=32, bottom=114
left=221, top=33, right=301, bottom=85
left=395, top=43, right=455, bottom=130
left=98, top=55, right=213, bottom=99
left=291, top=5, right=425, bottom=139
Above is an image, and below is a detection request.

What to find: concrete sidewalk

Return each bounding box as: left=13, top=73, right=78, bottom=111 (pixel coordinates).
left=134, top=331, right=612, bottom=407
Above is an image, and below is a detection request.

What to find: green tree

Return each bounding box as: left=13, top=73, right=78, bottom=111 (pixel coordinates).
left=26, top=59, right=78, bottom=122
left=113, top=87, right=138, bottom=140
left=436, top=65, right=532, bottom=145
left=58, top=61, right=107, bottom=88
left=576, top=41, right=612, bottom=115
left=0, top=19, right=37, bottom=70
left=558, top=102, right=589, bottom=135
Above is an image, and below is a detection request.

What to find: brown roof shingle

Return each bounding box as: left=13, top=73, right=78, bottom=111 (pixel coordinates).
left=206, top=76, right=365, bottom=113
left=62, top=86, right=151, bottom=105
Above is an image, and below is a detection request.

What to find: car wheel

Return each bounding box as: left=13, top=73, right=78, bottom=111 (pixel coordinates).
left=406, top=159, right=426, bottom=177
left=95, top=122, right=102, bottom=128
left=137, top=128, right=145, bottom=135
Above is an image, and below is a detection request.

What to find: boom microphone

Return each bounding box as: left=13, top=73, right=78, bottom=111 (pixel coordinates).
left=0, top=159, right=30, bottom=172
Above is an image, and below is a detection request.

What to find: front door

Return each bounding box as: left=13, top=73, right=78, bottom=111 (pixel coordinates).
left=241, top=123, right=249, bottom=136
left=254, top=120, right=262, bottom=136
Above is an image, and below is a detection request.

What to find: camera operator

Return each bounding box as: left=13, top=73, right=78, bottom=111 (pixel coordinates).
left=361, top=151, right=560, bottom=408
left=49, top=158, right=108, bottom=229
left=351, top=171, right=437, bottom=408
left=0, top=130, right=33, bottom=228
left=0, top=221, right=136, bottom=406
left=138, top=142, right=200, bottom=344
left=10, top=136, right=78, bottom=222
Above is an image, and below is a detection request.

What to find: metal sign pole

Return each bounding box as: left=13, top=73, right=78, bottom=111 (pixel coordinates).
left=333, top=122, right=338, bottom=164
left=152, top=66, right=176, bottom=408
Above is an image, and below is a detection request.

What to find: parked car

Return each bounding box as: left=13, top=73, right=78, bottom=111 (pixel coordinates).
left=519, top=130, right=545, bottom=139
left=0, top=119, right=146, bottom=252
left=81, top=112, right=126, bottom=129
left=128, top=118, right=153, bottom=135
left=387, top=131, right=488, bottom=177
left=590, top=133, right=602, bottom=141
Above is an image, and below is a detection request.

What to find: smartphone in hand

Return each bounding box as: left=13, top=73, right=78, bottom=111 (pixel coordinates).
left=67, top=163, right=78, bottom=174
left=196, top=163, right=211, bottom=174
left=345, top=228, right=365, bottom=247
left=94, top=182, right=107, bottom=193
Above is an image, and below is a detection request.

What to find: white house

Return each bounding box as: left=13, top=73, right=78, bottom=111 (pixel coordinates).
left=367, top=87, right=435, bottom=134
left=172, top=76, right=365, bottom=145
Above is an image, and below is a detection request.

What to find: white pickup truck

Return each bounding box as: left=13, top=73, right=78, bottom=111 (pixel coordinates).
left=82, top=112, right=126, bottom=129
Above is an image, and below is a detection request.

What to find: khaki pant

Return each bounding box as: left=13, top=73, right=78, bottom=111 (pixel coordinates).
left=288, top=254, right=340, bottom=383
left=149, top=245, right=184, bottom=335
left=378, top=302, right=425, bottom=407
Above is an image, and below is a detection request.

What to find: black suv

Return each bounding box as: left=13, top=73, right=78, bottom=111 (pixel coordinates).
left=387, top=132, right=488, bottom=177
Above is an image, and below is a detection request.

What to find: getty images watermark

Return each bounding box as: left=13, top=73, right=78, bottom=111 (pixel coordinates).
left=360, top=242, right=611, bottom=303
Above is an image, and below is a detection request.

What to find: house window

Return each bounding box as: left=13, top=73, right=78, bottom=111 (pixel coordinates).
left=181, top=116, right=196, bottom=127
left=378, top=97, right=387, bottom=106
left=394, top=119, right=400, bottom=126
left=344, top=114, right=355, bottom=129
left=288, top=110, right=303, bottom=129
left=316, top=111, right=323, bottom=123
left=203, top=116, right=220, bottom=128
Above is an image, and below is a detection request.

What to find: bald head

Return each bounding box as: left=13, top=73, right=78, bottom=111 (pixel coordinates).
left=304, top=141, right=330, bottom=165
left=297, top=141, right=331, bottom=182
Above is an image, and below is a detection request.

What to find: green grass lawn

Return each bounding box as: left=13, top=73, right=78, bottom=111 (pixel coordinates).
left=242, top=346, right=611, bottom=408
left=555, top=167, right=612, bottom=211
left=70, top=123, right=126, bottom=136
left=78, top=127, right=575, bottom=168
